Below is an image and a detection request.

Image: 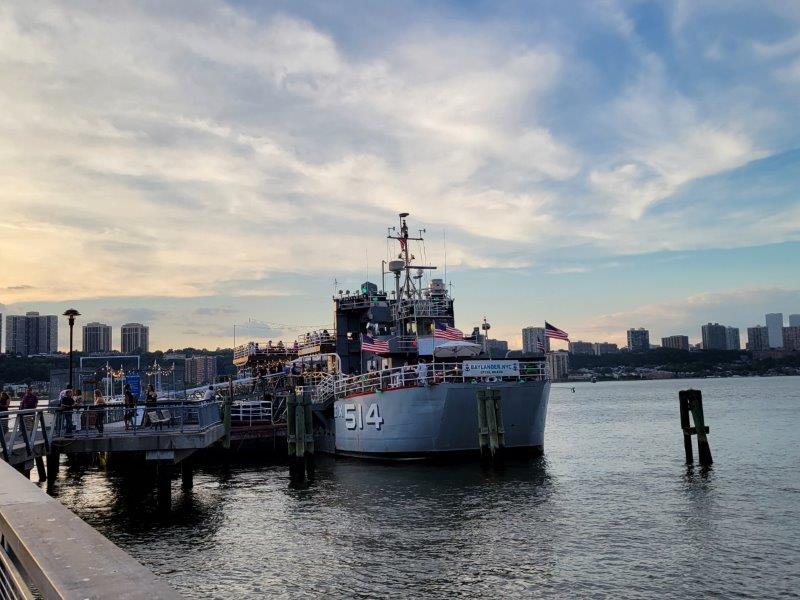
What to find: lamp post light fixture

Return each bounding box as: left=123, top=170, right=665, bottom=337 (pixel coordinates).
left=63, top=309, right=81, bottom=389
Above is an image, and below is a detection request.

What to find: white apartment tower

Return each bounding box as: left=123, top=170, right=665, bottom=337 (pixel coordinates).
left=765, top=313, right=784, bottom=348
left=121, top=323, right=150, bottom=354
left=522, top=326, right=549, bottom=354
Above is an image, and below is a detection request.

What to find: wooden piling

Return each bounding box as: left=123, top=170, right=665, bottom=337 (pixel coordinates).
left=689, top=393, right=713, bottom=466
left=476, top=389, right=504, bottom=462
left=35, top=456, right=47, bottom=482
left=156, top=461, right=172, bottom=508
left=46, top=452, right=60, bottom=484
left=678, top=391, right=694, bottom=464
left=679, top=389, right=713, bottom=466
left=181, top=459, right=193, bottom=490
left=303, top=390, right=315, bottom=481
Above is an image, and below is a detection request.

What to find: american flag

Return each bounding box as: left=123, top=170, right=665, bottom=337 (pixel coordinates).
left=434, top=322, right=464, bottom=340
left=361, top=334, right=390, bottom=354
left=545, top=321, right=569, bottom=341
left=536, top=338, right=546, bottom=353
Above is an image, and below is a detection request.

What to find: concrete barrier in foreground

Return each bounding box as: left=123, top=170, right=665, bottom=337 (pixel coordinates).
left=0, top=460, right=181, bottom=599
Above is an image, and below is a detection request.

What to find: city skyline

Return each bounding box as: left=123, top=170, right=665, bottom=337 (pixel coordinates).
left=1, top=2, right=800, bottom=349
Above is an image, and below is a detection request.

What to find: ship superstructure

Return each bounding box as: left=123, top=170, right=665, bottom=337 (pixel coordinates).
left=236, top=213, right=550, bottom=459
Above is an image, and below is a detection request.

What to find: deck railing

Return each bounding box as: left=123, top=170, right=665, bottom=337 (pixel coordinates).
left=304, top=361, right=547, bottom=403
left=1, top=401, right=224, bottom=462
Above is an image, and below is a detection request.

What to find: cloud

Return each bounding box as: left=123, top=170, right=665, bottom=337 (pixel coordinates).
left=575, top=287, right=800, bottom=345
left=97, top=307, right=167, bottom=324
left=192, top=306, right=239, bottom=316
left=0, top=1, right=799, bottom=349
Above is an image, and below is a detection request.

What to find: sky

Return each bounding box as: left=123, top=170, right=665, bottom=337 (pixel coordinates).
left=1, top=0, right=799, bottom=351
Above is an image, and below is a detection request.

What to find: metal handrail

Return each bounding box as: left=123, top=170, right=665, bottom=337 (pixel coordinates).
left=1, top=401, right=224, bottom=461
left=333, top=361, right=548, bottom=399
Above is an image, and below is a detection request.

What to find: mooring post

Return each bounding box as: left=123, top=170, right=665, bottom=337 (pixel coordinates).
left=181, top=458, right=193, bottom=490
left=303, top=390, right=315, bottom=481
left=223, top=384, right=233, bottom=450
left=35, top=456, right=47, bottom=482
left=46, top=451, right=60, bottom=484
left=476, top=389, right=488, bottom=458
left=689, top=392, right=713, bottom=466
left=287, top=389, right=300, bottom=481
left=157, top=461, right=172, bottom=508
left=678, top=390, right=694, bottom=464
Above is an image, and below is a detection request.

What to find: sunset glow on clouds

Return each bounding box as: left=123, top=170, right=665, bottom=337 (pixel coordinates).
left=1, top=1, right=799, bottom=349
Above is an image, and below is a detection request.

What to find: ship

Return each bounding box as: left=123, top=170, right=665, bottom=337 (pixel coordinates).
left=234, top=213, right=551, bottom=460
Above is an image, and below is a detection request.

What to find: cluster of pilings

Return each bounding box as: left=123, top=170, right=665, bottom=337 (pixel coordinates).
left=287, top=388, right=315, bottom=484
left=477, top=388, right=505, bottom=463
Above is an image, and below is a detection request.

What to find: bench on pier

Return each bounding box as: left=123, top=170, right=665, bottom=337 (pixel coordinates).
left=147, top=410, right=179, bottom=430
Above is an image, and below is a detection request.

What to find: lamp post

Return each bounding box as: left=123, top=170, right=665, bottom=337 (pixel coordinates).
left=63, top=309, right=81, bottom=389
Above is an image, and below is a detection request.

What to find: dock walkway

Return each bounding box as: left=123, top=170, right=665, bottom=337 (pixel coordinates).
left=0, top=459, right=181, bottom=599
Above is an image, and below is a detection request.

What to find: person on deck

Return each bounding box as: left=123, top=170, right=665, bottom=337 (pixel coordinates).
left=202, top=385, right=215, bottom=402
left=20, top=386, right=38, bottom=432
left=416, top=360, right=429, bottom=386
left=72, top=388, right=84, bottom=431
left=0, top=390, right=10, bottom=435
left=123, top=389, right=136, bottom=429
left=144, top=384, right=158, bottom=426
left=60, top=389, right=75, bottom=436
left=93, top=389, right=106, bottom=434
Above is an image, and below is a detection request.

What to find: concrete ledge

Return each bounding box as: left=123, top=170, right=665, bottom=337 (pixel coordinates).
left=0, top=460, right=181, bottom=599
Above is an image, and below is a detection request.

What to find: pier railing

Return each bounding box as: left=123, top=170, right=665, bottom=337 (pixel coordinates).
left=0, top=460, right=180, bottom=599
left=314, top=361, right=548, bottom=402
left=1, top=401, right=224, bottom=463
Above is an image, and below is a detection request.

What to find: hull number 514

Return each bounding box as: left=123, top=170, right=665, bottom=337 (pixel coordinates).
left=337, top=403, right=384, bottom=430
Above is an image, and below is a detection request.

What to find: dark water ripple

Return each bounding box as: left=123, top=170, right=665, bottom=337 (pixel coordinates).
left=46, top=377, right=800, bottom=598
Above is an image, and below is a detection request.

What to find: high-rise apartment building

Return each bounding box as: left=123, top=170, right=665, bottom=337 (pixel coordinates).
left=725, top=326, right=741, bottom=350
left=765, top=313, right=784, bottom=348
left=185, top=355, right=218, bottom=386
left=592, top=342, right=619, bottom=355
left=701, top=323, right=728, bottom=350
left=661, top=335, right=690, bottom=351
left=485, top=339, right=509, bottom=358
left=546, top=350, right=569, bottom=381
left=82, top=322, right=112, bottom=354
left=747, top=326, right=769, bottom=351
left=789, top=314, right=800, bottom=327
left=5, top=312, right=58, bottom=355
left=627, top=328, right=650, bottom=352
left=568, top=341, right=594, bottom=355
left=783, top=326, right=800, bottom=352
left=522, top=326, right=549, bottom=354
left=121, top=323, right=150, bottom=354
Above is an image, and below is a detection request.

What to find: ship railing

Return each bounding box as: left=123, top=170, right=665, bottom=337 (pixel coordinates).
left=230, top=400, right=273, bottom=426
left=393, top=298, right=451, bottom=319
left=294, top=332, right=335, bottom=351
left=333, top=361, right=548, bottom=399
left=394, top=336, right=419, bottom=352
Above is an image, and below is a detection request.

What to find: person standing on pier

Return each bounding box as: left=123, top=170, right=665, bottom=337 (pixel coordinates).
left=92, top=390, right=106, bottom=434
left=0, top=389, right=10, bottom=435
left=20, top=386, right=38, bottom=432
left=73, top=388, right=84, bottom=432
left=123, top=388, right=136, bottom=429
left=60, top=389, right=75, bottom=437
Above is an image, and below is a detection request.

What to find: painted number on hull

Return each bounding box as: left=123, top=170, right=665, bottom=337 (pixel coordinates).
left=342, top=403, right=383, bottom=430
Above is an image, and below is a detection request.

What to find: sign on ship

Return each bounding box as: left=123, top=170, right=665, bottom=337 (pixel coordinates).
left=462, top=360, right=520, bottom=377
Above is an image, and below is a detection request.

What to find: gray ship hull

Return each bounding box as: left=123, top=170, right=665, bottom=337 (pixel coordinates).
left=321, top=380, right=549, bottom=459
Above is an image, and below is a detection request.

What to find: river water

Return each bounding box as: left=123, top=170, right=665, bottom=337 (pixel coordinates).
left=45, top=377, right=800, bottom=598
